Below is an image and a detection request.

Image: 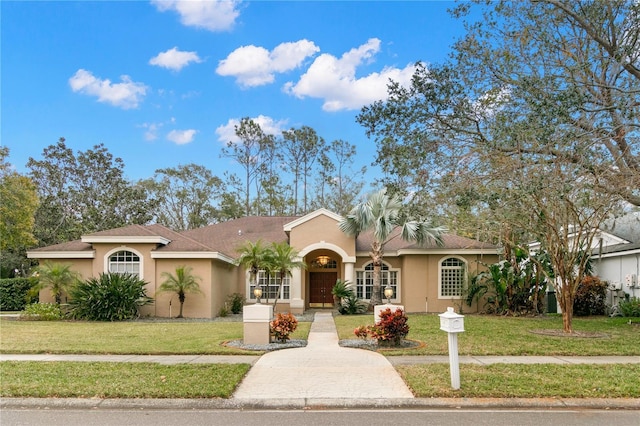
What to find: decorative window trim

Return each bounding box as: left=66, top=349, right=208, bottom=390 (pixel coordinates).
left=438, top=256, right=467, bottom=299
left=355, top=261, right=400, bottom=303
left=246, top=270, right=291, bottom=302
left=104, top=247, right=144, bottom=279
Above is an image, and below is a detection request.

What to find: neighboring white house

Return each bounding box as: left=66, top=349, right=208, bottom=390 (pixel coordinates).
left=528, top=212, right=640, bottom=310
left=592, top=212, right=640, bottom=305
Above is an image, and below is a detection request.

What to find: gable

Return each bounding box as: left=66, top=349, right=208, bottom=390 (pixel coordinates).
left=286, top=209, right=356, bottom=256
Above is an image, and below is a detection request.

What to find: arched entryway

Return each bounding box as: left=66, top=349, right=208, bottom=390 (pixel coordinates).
left=307, top=253, right=339, bottom=308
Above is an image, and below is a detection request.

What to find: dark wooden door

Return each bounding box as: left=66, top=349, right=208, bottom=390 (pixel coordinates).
left=309, top=272, right=337, bottom=307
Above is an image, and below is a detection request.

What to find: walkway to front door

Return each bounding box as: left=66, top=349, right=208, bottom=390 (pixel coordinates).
left=309, top=272, right=337, bottom=308
left=232, top=311, right=415, bottom=399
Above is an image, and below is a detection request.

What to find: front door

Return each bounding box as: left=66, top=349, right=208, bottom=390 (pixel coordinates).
left=309, top=272, right=337, bottom=308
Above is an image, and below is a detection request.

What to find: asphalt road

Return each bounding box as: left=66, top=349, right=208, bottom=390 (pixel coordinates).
left=2, top=408, right=639, bottom=426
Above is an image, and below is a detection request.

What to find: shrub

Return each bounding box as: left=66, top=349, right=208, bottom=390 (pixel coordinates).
left=20, top=302, right=63, bottom=321
left=227, top=293, right=245, bottom=314
left=69, top=273, right=153, bottom=321
left=0, top=278, right=37, bottom=311
left=354, top=325, right=369, bottom=339
left=618, top=297, right=640, bottom=318
left=574, top=275, right=607, bottom=316
left=353, top=308, right=410, bottom=346
left=332, top=279, right=355, bottom=308
left=218, top=306, right=229, bottom=317
left=270, top=312, right=298, bottom=343
left=338, top=294, right=368, bottom=315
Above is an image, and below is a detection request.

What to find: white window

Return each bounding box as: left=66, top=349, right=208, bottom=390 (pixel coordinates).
left=108, top=250, right=141, bottom=277
left=439, top=257, right=466, bottom=298
left=356, top=262, right=399, bottom=302
left=248, top=270, right=290, bottom=301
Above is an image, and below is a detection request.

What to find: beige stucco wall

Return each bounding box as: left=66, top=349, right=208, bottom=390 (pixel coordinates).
left=355, top=253, right=498, bottom=314
left=37, top=258, right=93, bottom=304
left=289, top=214, right=356, bottom=258
left=152, top=258, right=240, bottom=319
left=153, top=259, right=211, bottom=318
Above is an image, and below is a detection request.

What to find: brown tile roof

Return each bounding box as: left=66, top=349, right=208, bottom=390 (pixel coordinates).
left=179, top=216, right=300, bottom=257
left=28, top=240, right=93, bottom=252
left=355, top=227, right=497, bottom=252
left=30, top=216, right=496, bottom=258
left=84, top=224, right=168, bottom=238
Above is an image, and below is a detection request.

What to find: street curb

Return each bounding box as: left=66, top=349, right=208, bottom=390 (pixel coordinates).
left=2, top=397, right=639, bottom=410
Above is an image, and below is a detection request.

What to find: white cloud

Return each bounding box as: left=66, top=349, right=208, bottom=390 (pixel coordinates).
left=167, top=129, right=197, bottom=145
left=215, top=115, right=287, bottom=143
left=149, top=47, right=202, bottom=71
left=151, top=0, right=240, bottom=32
left=69, top=69, right=147, bottom=109
left=284, top=38, right=417, bottom=111
left=140, top=122, right=163, bottom=141
left=216, top=39, right=319, bottom=88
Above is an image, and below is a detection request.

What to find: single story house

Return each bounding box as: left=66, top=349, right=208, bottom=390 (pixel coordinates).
left=27, top=209, right=498, bottom=318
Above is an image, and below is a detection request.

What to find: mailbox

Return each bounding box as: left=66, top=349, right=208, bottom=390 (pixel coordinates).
left=439, top=307, right=464, bottom=333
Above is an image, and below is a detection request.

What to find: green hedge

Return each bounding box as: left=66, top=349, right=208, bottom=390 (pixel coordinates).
left=0, top=278, right=37, bottom=311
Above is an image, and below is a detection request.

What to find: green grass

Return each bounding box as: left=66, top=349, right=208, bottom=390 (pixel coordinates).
left=0, top=361, right=250, bottom=398
left=398, top=364, right=640, bottom=398
left=0, top=319, right=311, bottom=355
left=1, top=314, right=638, bottom=400
left=334, top=313, right=640, bottom=356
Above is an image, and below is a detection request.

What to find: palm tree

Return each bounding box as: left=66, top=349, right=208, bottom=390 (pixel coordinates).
left=158, top=266, right=203, bottom=318
left=339, top=189, right=446, bottom=309
left=236, top=240, right=271, bottom=302
left=33, top=261, right=78, bottom=304
left=268, top=241, right=306, bottom=308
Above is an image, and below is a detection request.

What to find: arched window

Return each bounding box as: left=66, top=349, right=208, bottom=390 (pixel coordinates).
left=355, top=262, right=399, bottom=301
left=108, top=250, right=141, bottom=277
left=439, top=257, right=466, bottom=298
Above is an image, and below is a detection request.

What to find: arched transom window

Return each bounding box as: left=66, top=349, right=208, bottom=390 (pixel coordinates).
left=108, top=250, right=140, bottom=277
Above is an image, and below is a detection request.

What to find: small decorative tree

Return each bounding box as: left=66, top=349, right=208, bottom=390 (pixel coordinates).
left=32, top=261, right=78, bottom=305
left=339, top=189, right=445, bottom=309
left=158, top=266, right=203, bottom=318
left=267, top=242, right=306, bottom=309
left=236, top=240, right=271, bottom=303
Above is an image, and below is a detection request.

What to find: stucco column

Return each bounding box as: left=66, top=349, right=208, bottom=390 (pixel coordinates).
left=289, top=265, right=304, bottom=314
left=344, top=262, right=355, bottom=285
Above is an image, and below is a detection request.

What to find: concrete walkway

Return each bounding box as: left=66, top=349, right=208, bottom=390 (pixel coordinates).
left=233, top=311, right=414, bottom=399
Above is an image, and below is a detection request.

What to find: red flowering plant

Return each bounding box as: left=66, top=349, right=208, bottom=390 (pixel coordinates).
left=353, top=308, right=409, bottom=347
left=270, top=312, right=298, bottom=343
left=354, top=325, right=369, bottom=339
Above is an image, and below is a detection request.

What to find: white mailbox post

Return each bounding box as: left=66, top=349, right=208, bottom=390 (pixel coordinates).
left=439, top=307, right=465, bottom=390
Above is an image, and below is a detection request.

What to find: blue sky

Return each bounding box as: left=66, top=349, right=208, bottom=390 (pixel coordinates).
left=2, top=1, right=469, bottom=184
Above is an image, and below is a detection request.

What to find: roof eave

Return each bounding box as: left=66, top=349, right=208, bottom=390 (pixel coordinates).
left=27, top=251, right=95, bottom=259
left=151, top=251, right=236, bottom=265
left=81, top=236, right=171, bottom=245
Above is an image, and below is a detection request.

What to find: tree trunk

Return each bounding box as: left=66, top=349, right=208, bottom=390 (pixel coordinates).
left=178, top=293, right=186, bottom=318
left=557, top=284, right=574, bottom=333
left=369, top=242, right=383, bottom=309
left=272, top=273, right=283, bottom=309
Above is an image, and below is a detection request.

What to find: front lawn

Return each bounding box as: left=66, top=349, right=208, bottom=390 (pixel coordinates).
left=334, top=313, right=640, bottom=356
left=0, top=319, right=311, bottom=355
left=0, top=361, right=249, bottom=398
left=398, top=363, right=640, bottom=398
